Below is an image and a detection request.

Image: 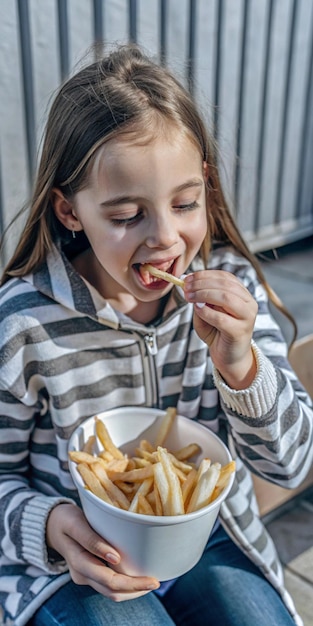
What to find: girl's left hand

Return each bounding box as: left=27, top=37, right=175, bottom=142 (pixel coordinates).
left=184, top=270, right=258, bottom=390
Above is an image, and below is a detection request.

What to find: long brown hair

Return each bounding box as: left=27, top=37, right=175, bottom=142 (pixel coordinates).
left=0, top=43, right=296, bottom=340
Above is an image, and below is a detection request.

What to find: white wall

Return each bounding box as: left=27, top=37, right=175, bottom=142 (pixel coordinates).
left=1, top=0, right=313, bottom=261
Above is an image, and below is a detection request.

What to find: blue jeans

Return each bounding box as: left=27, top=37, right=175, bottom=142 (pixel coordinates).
left=29, top=526, right=295, bottom=626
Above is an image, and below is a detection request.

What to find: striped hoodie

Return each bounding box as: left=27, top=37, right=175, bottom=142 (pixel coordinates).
left=0, top=242, right=312, bottom=626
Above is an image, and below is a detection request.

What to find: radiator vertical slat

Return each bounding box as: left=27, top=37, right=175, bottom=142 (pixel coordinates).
left=187, top=0, right=197, bottom=95
left=93, top=0, right=104, bottom=45
left=17, top=0, right=36, bottom=182
left=254, top=0, right=274, bottom=233
left=213, top=0, right=224, bottom=140
left=159, top=0, right=167, bottom=63
left=234, top=0, right=250, bottom=214
left=296, top=8, right=313, bottom=219
left=129, top=0, right=137, bottom=43
left=57, top=0, right=70, bottom=80
left=274, top=0, right=298, bottom=225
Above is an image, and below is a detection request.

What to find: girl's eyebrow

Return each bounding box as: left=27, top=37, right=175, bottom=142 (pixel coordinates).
left=100, top=178, right=203, bottom=208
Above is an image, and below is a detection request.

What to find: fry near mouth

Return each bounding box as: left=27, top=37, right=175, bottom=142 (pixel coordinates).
left=137, top=262, right=184, bottom=288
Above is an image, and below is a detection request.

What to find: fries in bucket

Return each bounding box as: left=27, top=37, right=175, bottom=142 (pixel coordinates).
left=69, top=407, right=235, bottom=516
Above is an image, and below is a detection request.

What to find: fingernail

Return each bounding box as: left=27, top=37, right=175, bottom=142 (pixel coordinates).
left=105, top=552, right=120, bottom=564
left=183, top=274, right=193, bottom=285
left=146, top=582, right=160, bottom=590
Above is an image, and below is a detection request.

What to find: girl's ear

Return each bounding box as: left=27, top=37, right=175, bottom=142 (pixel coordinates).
left=51, top=188, right=83, bottom=234
left=203, top=162, right=209, bottom=182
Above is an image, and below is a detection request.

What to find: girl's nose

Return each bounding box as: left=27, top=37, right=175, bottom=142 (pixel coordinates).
left=145, top=213, right=179, bottom=249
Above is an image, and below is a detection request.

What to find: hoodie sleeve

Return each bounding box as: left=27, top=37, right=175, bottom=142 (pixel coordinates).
left=0, top=285, right=76, bottom=573
left=211, top=248, right=313, bottom=489
left=0, top=383, right=76, bottom=573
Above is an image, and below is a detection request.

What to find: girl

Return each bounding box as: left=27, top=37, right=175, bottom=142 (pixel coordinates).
left=0, top=44, right=312, bottom=626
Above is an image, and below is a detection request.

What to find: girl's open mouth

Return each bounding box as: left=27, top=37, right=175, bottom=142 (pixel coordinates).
left=134, top=261, right=177, bottom=288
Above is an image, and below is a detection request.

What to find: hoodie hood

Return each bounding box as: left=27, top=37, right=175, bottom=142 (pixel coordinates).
left=23, top=244, right=121, bottom=329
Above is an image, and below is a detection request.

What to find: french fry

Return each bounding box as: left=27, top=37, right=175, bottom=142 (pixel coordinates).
left=69, top=450, right=99, bottom=464
left=129, top=477, right=154, bottom=513
left=115, top=480, right=136, bottom=494
left=134, top=448, right=156, bottom=462
left=167, top=452, right=195, bottom=474
left=146, top=490, right=157, bottom=514
left=142, top=264, right=185, bottom=288
left=181, top=467, right=198, bottom=507
left=153, top=461, right=171, bottom=515
left=209, top=461, right=236, bottom=501
left=157, top=447, right=184, bottom=515
left=83, top=435, right=96, bottom=455
left=108, top=464, right=154, bottom=483
left=139, top=439, right=155, bottom=453
left=153, top=478, right=163, bottom=516
left=174, top=443, right=202, bottom=461
left=172, top=464, right=188, bottom=482
left=196, top=458, right=212, bottom=479
left=92, top=462, right=130, bottom=510
left=187, top=463, right=221, bottom=513
left=126, top=458, right=137, bottom=471
left=217, top=461, right=236, bottom=486
left=154, top=407, right=177, bottom=447
left=131, top=457, right=152, bottom=468
left=95, top=417, right=124, bottom=459
left=137, top=493, right=155, bottom=515
left=103, top=457, right=129, bottom=473
left=99, top=450, right=115, bottom=462
left=76, top=463, right=114, bottom=505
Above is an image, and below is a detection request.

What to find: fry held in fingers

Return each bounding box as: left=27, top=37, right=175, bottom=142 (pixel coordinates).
left=142, top=264, right=185, bottom=288
left=69, top=407, right=235, bottom=517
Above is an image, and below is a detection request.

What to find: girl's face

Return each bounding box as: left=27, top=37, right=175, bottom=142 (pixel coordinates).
left=71, top=129, right=208, bottom=322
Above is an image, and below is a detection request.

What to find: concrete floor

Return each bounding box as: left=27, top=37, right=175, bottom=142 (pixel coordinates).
left=259, top=236, right=313, bottom=626
left=259, top=235, right=313, bottom=342
left=264, top=487, right=313, bottom=626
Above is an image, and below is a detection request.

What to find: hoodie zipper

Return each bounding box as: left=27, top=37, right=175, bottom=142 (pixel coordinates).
left=124, top=304, right=188, bottom=407
left=143, top=331, right=158, bottom=406
left=144, top=332, right=158, bottom=356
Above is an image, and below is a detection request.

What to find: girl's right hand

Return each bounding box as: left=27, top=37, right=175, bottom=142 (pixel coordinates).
left=46, top=503, right=160, bottom=600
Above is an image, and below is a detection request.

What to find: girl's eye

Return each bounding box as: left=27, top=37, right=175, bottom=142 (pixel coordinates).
left=109, top=200, right=199, bottom=225
left=174, top=200, right=199, bottom=211
left=110, top=212, right=143, bottom=226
